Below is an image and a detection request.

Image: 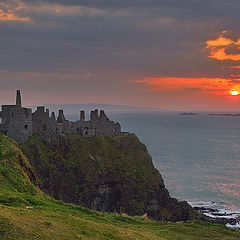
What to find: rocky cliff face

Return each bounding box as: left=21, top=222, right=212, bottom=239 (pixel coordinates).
left=20, top=133, right=200, bottom=221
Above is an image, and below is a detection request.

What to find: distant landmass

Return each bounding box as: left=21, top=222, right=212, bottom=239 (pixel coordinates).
left=29, top=103, right=154, bottom=115
left=179, top=112, right=199, bottom=115
left=207, top=113, right=240, bottom=116
left=180, top=112, right=240, bottom=117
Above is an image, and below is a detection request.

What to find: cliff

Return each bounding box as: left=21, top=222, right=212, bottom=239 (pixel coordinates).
left=20, top=133, right=199, bottom=221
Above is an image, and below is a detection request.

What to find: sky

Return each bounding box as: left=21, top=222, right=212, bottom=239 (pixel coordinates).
left=1, top=0, right=240, bottom=110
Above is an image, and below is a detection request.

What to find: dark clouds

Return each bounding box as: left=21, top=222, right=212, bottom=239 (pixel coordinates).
left=1, top=0, right=240, bottom=109
left=0, top=0, right=218, bottom=73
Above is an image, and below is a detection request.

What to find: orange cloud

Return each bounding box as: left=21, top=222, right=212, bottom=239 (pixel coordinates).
left=0, top=1, right=30, bottom=22
left=0, top=9, right=29, bottom=21
left=209, top=47, right=240, bottom=61
left=131, top=77, right=239, bottom=95
left=206, top=31, right=240, bottom=62
left=206, top=37, right=234, bottom=47
left=0, top=1, right=106, bottom=23
left=229, top=66, right=240, bottom=69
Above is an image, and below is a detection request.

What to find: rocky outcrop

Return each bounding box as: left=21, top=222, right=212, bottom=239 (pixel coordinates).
left=20, top=133, right=200, bottom=221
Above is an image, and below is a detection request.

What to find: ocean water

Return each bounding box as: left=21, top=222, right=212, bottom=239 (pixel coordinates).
left=108, top=111, right=240, bottom=212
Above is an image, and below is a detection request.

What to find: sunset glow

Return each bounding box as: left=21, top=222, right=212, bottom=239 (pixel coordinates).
left=131, top=77, right=236, bottom=95
left=231, top=90, right=239, bottom=96
left=2, top=1, right=240, bottom=110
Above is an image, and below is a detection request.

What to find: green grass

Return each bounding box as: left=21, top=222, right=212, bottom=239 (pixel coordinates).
left=0, top=133, right=240, bottom=239
left=1, top=199, right=240, bottom=240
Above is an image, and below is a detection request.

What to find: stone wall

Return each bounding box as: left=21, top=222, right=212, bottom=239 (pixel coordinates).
left=69, top=110, right=121, bottom=138
left=0, top=91, right=122, bottom=143
left=32, top=106, right=56, bottom=139
left=3, top=106, right=33, bottom=143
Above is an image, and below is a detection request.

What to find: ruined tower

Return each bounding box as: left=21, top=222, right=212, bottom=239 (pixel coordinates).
left=16, top=89, right=22, bottom=107
left=0, top=90, right=32, bottom=143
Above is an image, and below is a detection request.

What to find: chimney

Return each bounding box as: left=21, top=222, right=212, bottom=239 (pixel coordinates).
left=80, top=110, right=85, bottom=121
left=51, top=112, right=56, bottom=122
left=90, top=109, right=98, bottom=121
left=16, top=90, right=22, bottom=107
left=46, top=109, right=49, bottom=117
left=57, top=109, right=65, bottom=123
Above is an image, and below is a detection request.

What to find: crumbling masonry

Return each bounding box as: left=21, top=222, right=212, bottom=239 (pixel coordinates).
left=0, top=90, right=121, bottom=143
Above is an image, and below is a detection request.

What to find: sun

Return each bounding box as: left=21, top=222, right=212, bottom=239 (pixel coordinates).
left=231, top=90, right=239, bottom=96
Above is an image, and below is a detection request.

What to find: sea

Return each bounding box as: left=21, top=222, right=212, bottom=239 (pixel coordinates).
left=68, top=111, right=240, bottom=227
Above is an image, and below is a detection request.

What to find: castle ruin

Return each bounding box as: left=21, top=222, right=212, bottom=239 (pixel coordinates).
left=0, top=90, right=121, bottom=143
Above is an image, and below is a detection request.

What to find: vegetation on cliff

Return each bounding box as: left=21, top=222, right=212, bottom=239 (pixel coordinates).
left=20, top=133, right=198, bottom=221
left=1, top=133, right=240, bottom=239
left=0, top=133, right=39, bottom=206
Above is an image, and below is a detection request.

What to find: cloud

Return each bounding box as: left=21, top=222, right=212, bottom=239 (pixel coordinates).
left=0, top=0, right=30, bottom=21
left=209, top=48, right=240, bottom=61
left=0, top=69, right=135, bottom=96
left=0, top=9, right=29, bottom=21
left=229, top=66, right=240, bottom=69
left=2, top=0, right=240, bottom=109
left=131, top=77, right=239, bottom=95
left=206, top=36, right=234, bottom=47
left=206, top=31, right=240, bottom=61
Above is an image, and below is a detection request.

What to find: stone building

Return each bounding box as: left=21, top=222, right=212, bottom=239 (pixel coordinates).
left=0, top=90, right=33, bottom=143
left=0, top=90, right=121, bottom=143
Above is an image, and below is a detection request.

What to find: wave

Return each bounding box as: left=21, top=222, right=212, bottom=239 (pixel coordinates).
left=188, top=201, right=240, bottom=228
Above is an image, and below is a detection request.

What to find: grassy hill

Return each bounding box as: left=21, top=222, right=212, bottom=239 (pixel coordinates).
left=0, top=133, right=240, bottom=240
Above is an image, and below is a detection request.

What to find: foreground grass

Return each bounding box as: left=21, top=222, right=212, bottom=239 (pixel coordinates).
left=1, top=197, right=240, bottom=240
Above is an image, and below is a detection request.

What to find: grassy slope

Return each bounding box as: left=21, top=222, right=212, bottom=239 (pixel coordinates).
left=0, top=133, right=240, bottom=240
